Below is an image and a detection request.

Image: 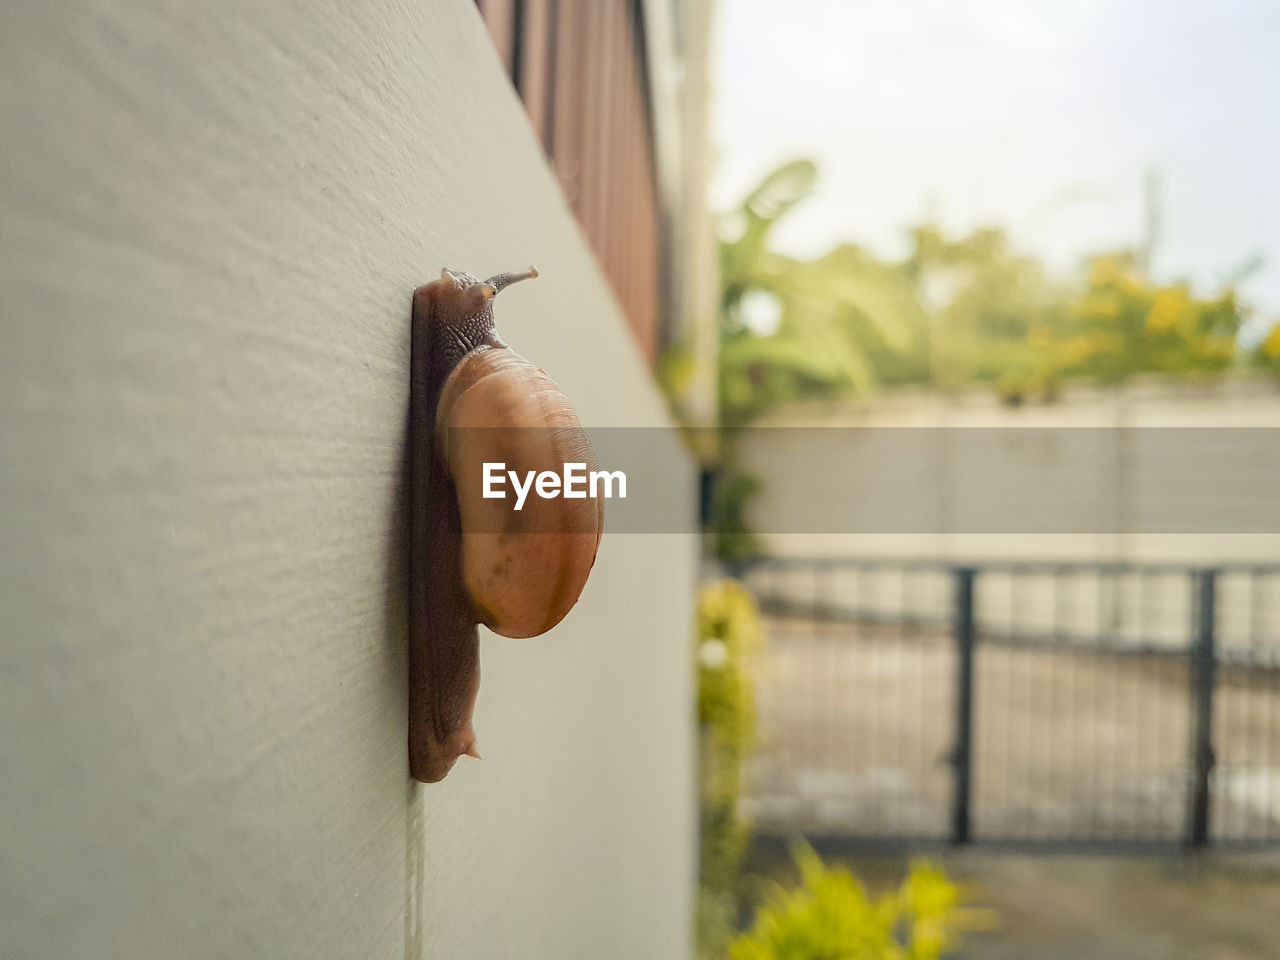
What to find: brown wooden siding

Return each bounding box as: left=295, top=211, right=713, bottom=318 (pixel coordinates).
left=476, top=0, right=661, bottom=364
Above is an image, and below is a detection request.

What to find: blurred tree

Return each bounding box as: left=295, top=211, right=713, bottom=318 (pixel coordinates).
left=1058, top=252, right=1243, bottom=387
left=714, top=160, right=1263, bottom=423
left=903, top=223, right=1073, bottom=402
left=1252, top=321, right=1280, bottom=373
left=718, top=161, right=918, bottom=426
left=720, top=159, right=819, bottom=319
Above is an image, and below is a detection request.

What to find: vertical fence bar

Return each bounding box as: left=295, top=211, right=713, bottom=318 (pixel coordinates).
left=952, top=567, right=977, bottom=845
left=1187, top=568, right=1218, bottom=848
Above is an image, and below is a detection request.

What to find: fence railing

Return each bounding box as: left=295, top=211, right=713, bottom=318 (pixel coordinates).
left=739, top=558, right=1280, bottom=850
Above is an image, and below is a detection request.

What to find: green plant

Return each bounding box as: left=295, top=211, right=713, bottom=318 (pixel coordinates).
left=730, top=843, right=994, bottom=960
left=715, top=163, right=1266, bottom=422
left=1250, top=320, right=1280, bottom=374
left=1058, top=253, right=1243, bottom=384
left=710, top=470, right=763, bottom=566
left=717, top=161, right=918, bottom=427
left=696, top=580, right=766, bottom=959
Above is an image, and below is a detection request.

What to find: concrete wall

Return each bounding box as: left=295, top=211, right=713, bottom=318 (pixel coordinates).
left=0, top=2, right=696, bottom=958
left=741, top=379, right=1280, bottom=564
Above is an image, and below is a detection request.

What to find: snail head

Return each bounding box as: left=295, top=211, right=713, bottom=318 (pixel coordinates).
left=428, top=266, right=539, bottom=317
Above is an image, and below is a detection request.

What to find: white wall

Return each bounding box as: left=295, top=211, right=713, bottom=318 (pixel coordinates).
left=741, top=380, right=1280, bottom=564
left=0, top=2, right=696, bottom=958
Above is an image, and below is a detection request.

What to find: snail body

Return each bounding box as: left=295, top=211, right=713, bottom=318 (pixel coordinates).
left=408, top=267, right=602, bottom=783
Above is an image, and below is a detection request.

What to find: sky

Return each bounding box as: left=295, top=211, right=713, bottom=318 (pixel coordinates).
left=708, top=0, right=1280, bottom=337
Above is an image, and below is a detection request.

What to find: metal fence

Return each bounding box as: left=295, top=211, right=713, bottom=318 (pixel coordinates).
left=739, top=558, right=1280, bottom=850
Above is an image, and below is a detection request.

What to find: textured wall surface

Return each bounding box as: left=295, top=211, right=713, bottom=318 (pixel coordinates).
left=0, top=2, right=696, bottom=958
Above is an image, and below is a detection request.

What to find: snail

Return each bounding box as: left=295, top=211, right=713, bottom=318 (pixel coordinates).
left=408, top=267, right=603, bottom=783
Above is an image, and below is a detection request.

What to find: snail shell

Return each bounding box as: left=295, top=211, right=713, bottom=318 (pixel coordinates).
left=437, top=347, right=603, bottom=638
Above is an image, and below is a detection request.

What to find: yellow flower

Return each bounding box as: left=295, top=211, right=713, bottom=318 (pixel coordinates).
left=1263, top=323, right=1280, bottom=359
left=1061, top=335, right=1096, bottom=365
left=1145, top=289, right=1187, bottom=333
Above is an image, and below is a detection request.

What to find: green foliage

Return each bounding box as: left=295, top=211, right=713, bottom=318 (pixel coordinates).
left=717, top=158, right=893, bottom=428
left=1054, top=253, right=1242, bottom=386
left=1252, top=322, right=1280, bottom=372
left=697, top=580, right=763, bottom=754
left=730, top=843, right=994, bottom=960
left=711, top=471, right=763, bottom=566
left=656, top=339, right=697, bottom=415
left=696, top=580, right=766, bottom=960
left=904, top=224, right=1073, bottom=400
left=720, top=244, right=927, bottom=425
left=720, top=159, right=819, bottom=321
left=716, top=160, right=1266, bottom=423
